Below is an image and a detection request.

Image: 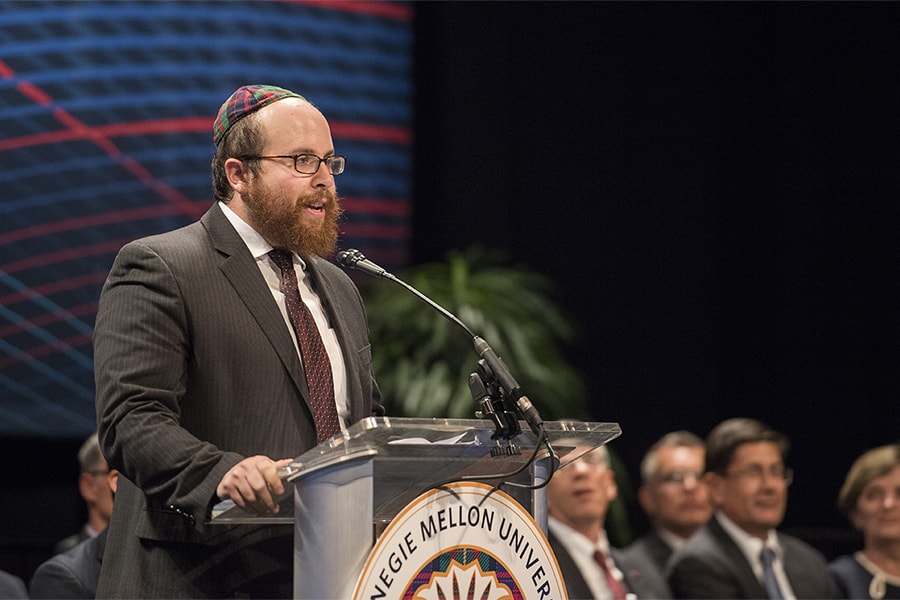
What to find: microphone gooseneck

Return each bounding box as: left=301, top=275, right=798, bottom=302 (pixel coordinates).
left=338, top=249, right=476, bottom=338
left=337, top=249, right=544, bottom=436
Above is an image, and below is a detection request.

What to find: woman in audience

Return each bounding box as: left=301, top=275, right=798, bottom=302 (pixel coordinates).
left=830, top=443, right=900, bottom=599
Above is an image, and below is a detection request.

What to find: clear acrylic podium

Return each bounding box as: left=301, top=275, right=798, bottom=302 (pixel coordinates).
left=211, top=416, right=621, bottom=599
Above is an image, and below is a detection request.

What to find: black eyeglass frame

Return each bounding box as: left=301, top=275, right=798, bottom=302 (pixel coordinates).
left=240, top=153, right=346, bottom=175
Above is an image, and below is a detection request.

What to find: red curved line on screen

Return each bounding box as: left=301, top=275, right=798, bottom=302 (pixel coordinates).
left=0, top=59, right=411, bottom=223
left=0, top=119, right=411, bottom=152
left=290, top=0, right=412, bottom=20
left=1, top=239, right=130, bottom=275
left=0, top=333, right=93, bottom=370
left=0, top=197, right=408, bottom=245
left=0, top=302, right=98, bottom=339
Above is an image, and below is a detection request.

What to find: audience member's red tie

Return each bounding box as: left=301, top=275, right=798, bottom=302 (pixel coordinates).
left=594, top=550, right=627, bottom=600
left=269, top=249, right=341, bottom=443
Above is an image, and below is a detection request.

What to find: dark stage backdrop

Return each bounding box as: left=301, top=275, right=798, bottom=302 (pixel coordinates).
left=412, top=2, right=899, bottom=553
left=0, top=0, right=413, bottom=438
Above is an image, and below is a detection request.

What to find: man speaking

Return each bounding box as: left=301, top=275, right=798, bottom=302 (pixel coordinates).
left=94, top=85, right=382, bottom=598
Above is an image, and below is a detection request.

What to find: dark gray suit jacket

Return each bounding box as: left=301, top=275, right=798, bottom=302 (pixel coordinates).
left=667, top=516, right=838, bottom=599
left=30, top=529, right=106, bottom=599
left=94, top=204, right=381, bottom=597
left=617, top=530, right=675, bottom=599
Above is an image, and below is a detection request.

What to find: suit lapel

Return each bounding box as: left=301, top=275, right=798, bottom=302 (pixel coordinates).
left=547, top=530, right=593, bottom=600
left=201, top=205, right=311, bottom=401
left=779, top=534, right=813, bottom=599
left=92, top=529, right=107, bottom=568
left=647, top=529, right=673, bottom=567
left=708, top=517, right=769, bottom=598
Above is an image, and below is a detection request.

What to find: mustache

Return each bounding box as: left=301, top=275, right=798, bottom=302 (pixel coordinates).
left=300, top=189, right=336, bottom=204
left=298, top=189, right=341, bottom=216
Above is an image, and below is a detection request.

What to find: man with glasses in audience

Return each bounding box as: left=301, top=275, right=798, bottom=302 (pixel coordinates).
left=548, top=439, right=657, bottom=599
left=667, top=418, right=836, bottom=599
left=617, top=431, right=712, bottom=598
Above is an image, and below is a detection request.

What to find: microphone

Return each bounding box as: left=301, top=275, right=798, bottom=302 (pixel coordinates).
left=338, top=249, right=544, bottom=436
left=472, top=337, right=543, bottom=436
left=337, top=249, right=389, bottom=278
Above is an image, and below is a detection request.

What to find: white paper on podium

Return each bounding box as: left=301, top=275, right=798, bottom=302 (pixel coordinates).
left=387, top=432, right=470, bottom=445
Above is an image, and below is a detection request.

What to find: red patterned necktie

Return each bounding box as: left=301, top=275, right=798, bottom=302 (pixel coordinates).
left=269, top=249, right=341, bottom=443
left=594, top=550, right=627, bottom=600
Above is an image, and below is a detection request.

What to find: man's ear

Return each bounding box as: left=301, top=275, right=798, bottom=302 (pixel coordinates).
left=108, top=469, right=119, bottom=495
left=224, top=157, right=250, bottom=194
left=604, top=469, right=618, bottom=502
left=78, top=472, right=97, bottom=501
left=637, top=483, right=654, bottom=516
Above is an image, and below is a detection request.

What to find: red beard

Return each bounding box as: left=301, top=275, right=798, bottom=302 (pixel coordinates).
left=243, top=183, right=342, bottom=258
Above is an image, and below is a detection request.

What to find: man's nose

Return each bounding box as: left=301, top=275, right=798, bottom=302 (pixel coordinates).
left=310, top=160, right=333, bottom=187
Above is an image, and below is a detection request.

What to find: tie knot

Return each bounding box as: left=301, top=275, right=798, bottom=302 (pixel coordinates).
left=269, top=249, right=293, bottom=271
left=760, top=547, right=776, bottom=565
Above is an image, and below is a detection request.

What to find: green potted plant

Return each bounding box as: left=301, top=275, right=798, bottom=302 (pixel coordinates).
left=360, top=245, right=588, bottom=421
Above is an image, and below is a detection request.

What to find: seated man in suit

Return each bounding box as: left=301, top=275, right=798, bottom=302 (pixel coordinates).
left=618, top=431, right=712, bottom=598
left=30, top=468, right=119, bottom=599
left=667, top=418, right=837, bottom=599
left=547, top=439, right=646, bottom=599
left=53, top=433, right=114, bottom=555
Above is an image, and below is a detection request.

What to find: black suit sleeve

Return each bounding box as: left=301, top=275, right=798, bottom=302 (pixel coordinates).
left=95, top=239, right=242, bottom=524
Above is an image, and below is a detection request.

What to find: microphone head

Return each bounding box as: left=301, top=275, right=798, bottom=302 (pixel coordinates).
left=337, top=248, right=365, bottom=268
left=336, top=248, right=390, bottom=278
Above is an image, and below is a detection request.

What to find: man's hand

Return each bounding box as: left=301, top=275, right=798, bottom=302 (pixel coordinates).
left=216, top=456, right=294, bottom=514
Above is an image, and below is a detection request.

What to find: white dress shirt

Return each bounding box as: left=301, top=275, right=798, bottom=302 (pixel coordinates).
left=219, top=202, right=350, bottom=426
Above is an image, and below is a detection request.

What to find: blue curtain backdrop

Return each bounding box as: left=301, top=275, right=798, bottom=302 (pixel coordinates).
left=0, top=0, right=413, bottom=437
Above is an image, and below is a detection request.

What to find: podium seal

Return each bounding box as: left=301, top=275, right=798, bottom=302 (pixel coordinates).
left=353, top=481, right=566, bottom=600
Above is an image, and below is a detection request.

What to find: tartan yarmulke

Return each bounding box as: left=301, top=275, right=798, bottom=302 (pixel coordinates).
left=213, top=84, right=306, bottom=146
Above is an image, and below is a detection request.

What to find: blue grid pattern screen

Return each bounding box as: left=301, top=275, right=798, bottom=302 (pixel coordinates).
left=0, top=0, right=413, bottom=437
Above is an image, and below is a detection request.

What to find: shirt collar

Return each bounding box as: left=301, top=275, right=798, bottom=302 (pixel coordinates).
left=715, top=511, right=782, bottom=564
left=657, top=526, right=688, bottom=551
left=219, top=201, right=307, bottom=269
left=548, top=516, right=611, bottom=556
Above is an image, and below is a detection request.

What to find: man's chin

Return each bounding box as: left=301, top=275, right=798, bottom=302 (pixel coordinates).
left=291, top=233, right=337, bottom=259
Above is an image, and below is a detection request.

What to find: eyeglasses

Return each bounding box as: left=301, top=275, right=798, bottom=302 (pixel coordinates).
left=655, top=470, right=705, bottom=486
left=85, top=469, right=110, bottom=477
left=241, top=153, right=346, bottom=175
left=724, top=465, right=793, bottom=486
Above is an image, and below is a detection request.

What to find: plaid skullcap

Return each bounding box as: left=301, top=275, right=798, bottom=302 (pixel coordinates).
left=213, top=84, right=306, bottom=146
